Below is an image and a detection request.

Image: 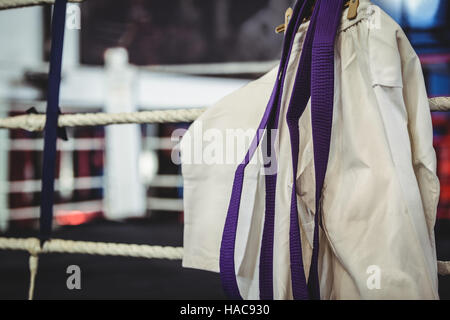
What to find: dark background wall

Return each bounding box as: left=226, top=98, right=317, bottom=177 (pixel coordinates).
left=79, top=0, right=295, bottom=65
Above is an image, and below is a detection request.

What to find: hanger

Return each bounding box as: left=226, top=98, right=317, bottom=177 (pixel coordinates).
left=275, top=7, right=294, bottom=34
left=345, top=0, right=359, bottom=20
left=275, top=0, right=359, bottom=34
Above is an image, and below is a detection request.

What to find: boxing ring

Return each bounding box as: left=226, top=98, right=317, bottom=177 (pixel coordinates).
left=0, top=0, right=449, bottom=300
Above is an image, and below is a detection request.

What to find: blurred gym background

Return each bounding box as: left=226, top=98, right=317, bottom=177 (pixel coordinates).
left=0, top=0, right=449, bottom=299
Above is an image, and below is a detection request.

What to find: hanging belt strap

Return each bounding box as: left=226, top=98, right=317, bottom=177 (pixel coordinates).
left=40, top=0, right=68, bottom=242
left=220, top=0, right=312, bottom=300
left=260, top=0, right=324, bottom=301
left=285, top=1, right=321, bottom=301
left=308, top=0, right=344, bottom=299
left=220, top=0, right=315, bottom=300
left=263, top=0, right=343, bottom=300
left=220, top=0, right=343, bottom=300
left=286, top=0, right=344, bottom=300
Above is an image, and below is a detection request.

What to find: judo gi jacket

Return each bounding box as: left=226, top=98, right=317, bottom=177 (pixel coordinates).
left=180, top=0, right=440, bottom=300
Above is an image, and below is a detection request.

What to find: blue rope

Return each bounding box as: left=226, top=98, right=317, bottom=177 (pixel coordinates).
left=40, top=0, right=67, bottom=242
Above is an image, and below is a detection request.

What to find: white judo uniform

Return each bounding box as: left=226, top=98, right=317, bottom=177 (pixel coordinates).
left=181, top=0, right=440, bottom=300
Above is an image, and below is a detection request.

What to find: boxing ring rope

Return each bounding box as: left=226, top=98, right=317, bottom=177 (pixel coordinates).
left=0, top=96, right=449, bottom=131
left=0, top=237, right=183, bottom=300
left=0, top=108, right=205, bottom=131
left=429, top=96, right=450, bottom=112
left=0, top=236, right=448, bottom=300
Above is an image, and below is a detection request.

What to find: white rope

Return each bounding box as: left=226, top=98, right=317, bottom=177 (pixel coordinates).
left=0, top=108, right=205, bottom=131
left=438, top=261, right=450, bottom=276
left=0, top=98, right=449, bottom=132
left=0, top=236, right=445, bottom=274
left=0, top=237, right=183, bottom=259
left=43, top=239, right=184, bottom=259
left=28, top=255, right=38, bottom=300
left=0, top=236, right=448, bottom=300
left=0, top=237, right=183, bottom=299
left=145, top=60, right=278, bottom=76
left=0, top=237, right=41, bottom=255
left=429, top=96, right=450, bottom=112
left=0, top=0, right=83, bottom=10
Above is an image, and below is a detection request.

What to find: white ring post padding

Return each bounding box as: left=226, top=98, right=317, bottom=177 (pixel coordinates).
left=0, top=0, right=83, bottom=10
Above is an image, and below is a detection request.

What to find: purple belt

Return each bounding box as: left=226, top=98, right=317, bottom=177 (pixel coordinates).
left=220, top=0, right=344, bottom=300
